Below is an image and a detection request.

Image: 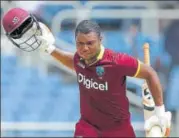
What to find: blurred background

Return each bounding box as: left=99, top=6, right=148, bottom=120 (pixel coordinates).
left=1, top=1, right=179, bottom=137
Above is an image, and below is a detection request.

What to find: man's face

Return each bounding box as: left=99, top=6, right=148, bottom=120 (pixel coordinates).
left=76, top=32, right=101, bottom=60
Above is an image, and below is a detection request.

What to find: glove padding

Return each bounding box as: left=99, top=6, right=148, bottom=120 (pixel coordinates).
left=144, top=111, right=172, bottom=137
left=37, top=22, right=56, bottom=54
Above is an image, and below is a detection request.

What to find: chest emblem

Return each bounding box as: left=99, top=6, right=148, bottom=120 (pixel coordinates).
left=96, top=66, right=105, bottom=77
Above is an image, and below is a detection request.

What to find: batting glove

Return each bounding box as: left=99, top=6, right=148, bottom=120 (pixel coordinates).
left=144, top=105, right=172, bottom=137
left=37, top=22, right=56, bottom=54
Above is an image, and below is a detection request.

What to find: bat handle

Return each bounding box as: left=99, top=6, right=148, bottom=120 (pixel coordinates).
left=143, top=43, right=150, bottom=66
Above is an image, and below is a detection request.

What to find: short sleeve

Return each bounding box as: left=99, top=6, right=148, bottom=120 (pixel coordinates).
left=115, top=53, right=140, bottom=77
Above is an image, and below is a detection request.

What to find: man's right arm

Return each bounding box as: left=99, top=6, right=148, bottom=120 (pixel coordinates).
left=37, top=22, right=75, bottom=71
left=51, top=48, right=74, bottom=70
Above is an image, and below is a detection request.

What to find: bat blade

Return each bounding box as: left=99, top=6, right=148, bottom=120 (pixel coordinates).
left=142, top=43, right=163, bottom=137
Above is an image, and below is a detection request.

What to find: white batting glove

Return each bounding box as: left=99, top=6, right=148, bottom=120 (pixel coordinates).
left=144, top=105, right=172, bottom=137
left=37, top=22, right=56, bottom=54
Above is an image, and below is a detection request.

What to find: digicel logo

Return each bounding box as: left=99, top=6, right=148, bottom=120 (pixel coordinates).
left=77, top=73, right=108, bottom=91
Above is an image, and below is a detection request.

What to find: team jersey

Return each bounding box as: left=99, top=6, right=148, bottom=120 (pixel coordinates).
left=73, top=46, right=140, bottom=130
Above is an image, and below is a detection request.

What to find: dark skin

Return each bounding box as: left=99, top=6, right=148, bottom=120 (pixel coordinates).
left=75, top=32, right=102, bottom=65
left=136, top=64, right=163, bottom=106
left=51, top=31, right=163, bottom=106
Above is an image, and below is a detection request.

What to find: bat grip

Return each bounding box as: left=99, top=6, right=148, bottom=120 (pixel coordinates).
left=143, top=43, right=150, bottom=66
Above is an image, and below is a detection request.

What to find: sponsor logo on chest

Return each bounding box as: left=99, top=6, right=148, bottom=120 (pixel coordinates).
left=77, top=73, right=108, bottom=91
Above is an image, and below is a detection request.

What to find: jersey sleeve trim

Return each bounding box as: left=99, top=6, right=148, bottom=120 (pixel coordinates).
left=97, top=45, right=105, bottom=60
left=133, top=59, right=141, bottom=77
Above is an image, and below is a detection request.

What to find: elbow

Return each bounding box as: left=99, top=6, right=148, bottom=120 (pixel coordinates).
left=145, top=66, right=158, bottom=82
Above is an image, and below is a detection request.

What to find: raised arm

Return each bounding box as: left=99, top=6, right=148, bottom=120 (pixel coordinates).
left=50, top=48, right=74, bottom=70
left=37, top=22, right=75, bottom=70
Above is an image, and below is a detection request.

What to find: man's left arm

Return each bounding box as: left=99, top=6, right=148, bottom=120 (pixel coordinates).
left=116, top=53, right=163, bottom=107
left=117, top=53, right=171, bottom=137
left=135, top=62, right=172, bottom=137
left=135, top=62, right=163, bottom=107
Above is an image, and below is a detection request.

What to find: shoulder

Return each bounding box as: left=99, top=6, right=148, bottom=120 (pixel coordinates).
left=104, top=48, right=132, bottom=65
left=103, top=48, right=118, bottom=61
left=116, top=53, right=135, bottom=63
left=103, top=48, right=139, bottom=77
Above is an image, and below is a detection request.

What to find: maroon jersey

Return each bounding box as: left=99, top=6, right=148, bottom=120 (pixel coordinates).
left=73, top=47, right=140, bottom=130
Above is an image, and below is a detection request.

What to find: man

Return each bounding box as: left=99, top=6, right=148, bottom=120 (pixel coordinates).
left=2, top=8, right=171, bottom=137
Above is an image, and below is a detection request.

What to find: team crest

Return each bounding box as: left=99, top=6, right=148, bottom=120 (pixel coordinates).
left=96, top=66, right=105, bottom=77
left=12, top=16, right=20, bottom=25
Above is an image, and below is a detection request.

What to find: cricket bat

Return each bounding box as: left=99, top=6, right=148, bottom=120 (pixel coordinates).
left=142, top=43, right=163, bottom=137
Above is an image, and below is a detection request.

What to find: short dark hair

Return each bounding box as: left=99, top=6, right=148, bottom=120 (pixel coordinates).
left=75, top=20, right=101, bottom=38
